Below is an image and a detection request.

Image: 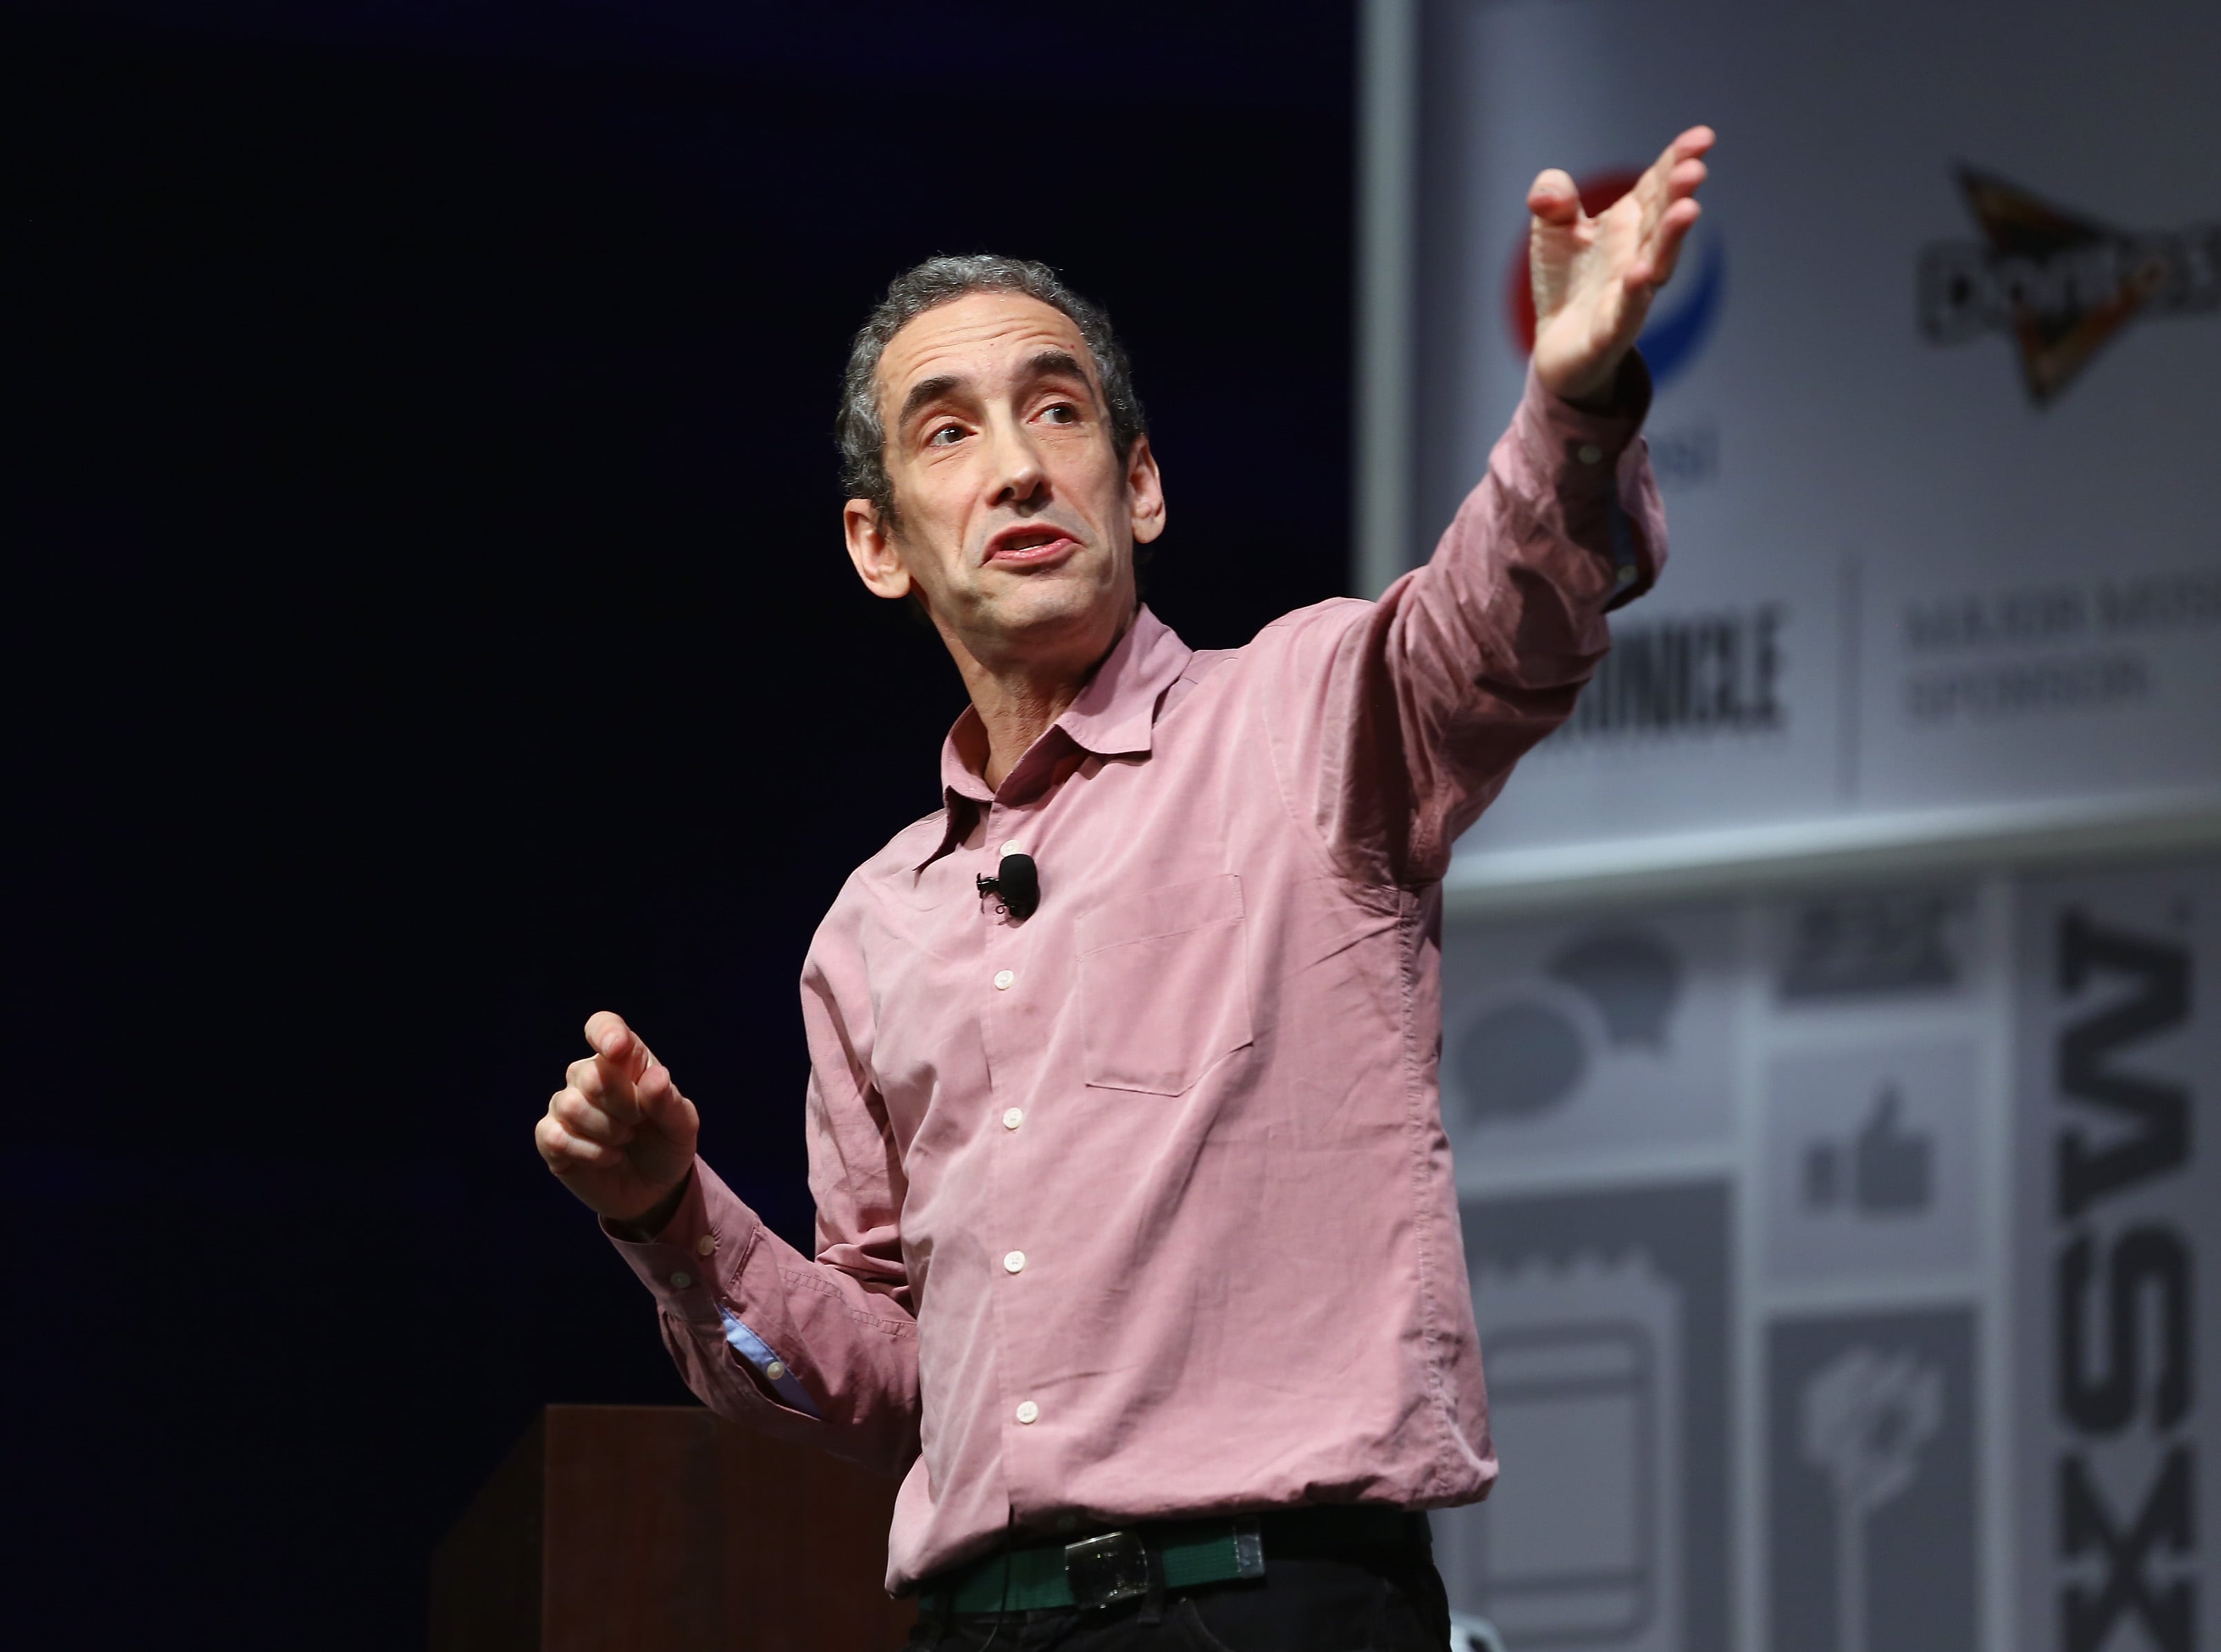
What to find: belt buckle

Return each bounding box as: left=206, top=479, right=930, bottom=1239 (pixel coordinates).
left=1063, top=1529, right=1151, bottom=1610
left=1232, top=1516, right=1267, bottom=1579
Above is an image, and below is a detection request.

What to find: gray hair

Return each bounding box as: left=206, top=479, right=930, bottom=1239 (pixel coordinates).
left=836, top=254, right=1147, bottom=522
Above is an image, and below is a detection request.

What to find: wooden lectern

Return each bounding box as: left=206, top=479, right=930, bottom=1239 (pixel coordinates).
left=431, top=1405, right=917, bottom=1651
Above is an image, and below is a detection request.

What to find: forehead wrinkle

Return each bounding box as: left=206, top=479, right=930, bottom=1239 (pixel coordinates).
left=878, top=295, right=1091, bottom=431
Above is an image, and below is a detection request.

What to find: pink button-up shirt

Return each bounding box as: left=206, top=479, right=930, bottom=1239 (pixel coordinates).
left=610, top=367, right=1664, bottom=1593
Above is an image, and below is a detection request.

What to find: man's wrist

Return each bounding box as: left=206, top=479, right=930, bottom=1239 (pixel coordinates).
left=1555, top=349, right=1648, bottom=417
left=606, top=1167, right=695, bottom=1243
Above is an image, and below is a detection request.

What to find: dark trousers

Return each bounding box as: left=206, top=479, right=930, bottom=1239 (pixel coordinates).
left=905, top=1549, right=1452, bottom=1651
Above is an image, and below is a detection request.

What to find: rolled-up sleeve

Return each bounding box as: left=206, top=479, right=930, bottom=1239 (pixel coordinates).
left=605, top=935, right=920, bottom=1477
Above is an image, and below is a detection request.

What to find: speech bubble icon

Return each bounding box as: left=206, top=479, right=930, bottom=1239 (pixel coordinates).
left=1547, top=930, right=1682, bottom=1050
left=1457, top=999, right=1588, bottom=1122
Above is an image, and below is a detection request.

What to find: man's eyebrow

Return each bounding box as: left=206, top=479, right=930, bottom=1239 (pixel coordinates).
left=1024, top=350, right=1096, bottom=394
left=896, top=372, right=968, bottom=432
left=895, top=351, right=1097, bottom=432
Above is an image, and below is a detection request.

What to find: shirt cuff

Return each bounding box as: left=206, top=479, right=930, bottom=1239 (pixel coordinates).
left=718, top=1308, right=823, bottom=1418
left=1516, top=349, right=1653, bottom=470
left=602, top=1160, right=757, bottom=1329
left=1510, top=351, right=1660, bottom=609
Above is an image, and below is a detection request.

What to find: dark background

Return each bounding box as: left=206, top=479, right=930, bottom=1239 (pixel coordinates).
left=3, top=3, right=1357, bottom=1643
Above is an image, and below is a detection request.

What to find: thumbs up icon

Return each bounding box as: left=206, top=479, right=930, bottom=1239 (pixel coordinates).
left=1802, top=1084, right=1934, bottom=1216
left=1854, top=1086, right=1931, bottom=1213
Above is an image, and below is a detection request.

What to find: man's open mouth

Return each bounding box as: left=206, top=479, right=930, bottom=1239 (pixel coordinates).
left=985, top=527, right=1080, bottom=565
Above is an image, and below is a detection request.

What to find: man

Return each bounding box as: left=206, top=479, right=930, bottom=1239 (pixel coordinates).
left=536, top=126, right=1714, bottom=1648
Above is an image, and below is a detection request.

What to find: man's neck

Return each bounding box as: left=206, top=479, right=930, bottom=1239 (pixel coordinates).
left=947, top=615, right=1132, bottom=791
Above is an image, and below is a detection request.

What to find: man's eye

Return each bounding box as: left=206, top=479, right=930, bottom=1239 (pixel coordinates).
left=1042, top=403, right=1079, bottom=425
left=927, top=425, right=967, bottom=446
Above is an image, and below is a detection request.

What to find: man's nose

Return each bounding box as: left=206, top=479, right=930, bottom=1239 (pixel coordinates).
left=986, top=416, right=1048, bottom=506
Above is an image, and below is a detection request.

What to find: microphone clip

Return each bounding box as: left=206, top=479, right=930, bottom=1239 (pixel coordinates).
left=976, top=847, right=1041, bottom=921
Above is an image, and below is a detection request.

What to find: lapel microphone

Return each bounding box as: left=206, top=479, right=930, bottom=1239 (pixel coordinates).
left=977, top=843, right=1040, bottom=921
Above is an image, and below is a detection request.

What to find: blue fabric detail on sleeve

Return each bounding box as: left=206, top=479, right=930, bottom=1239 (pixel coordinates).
left=1603, top=477, right=1642, bottom=608
left=719, top=1306, right=823, bottom=1419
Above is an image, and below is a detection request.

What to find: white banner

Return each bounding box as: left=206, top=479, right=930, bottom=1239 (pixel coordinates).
left=1393, top=0, right=2221, bottom=861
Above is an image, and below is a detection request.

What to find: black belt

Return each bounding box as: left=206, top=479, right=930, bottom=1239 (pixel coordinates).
left=916, top=1506, right=1431, bottom=1615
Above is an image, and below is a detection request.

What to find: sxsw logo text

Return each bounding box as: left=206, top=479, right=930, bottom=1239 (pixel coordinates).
left=2050, top=909, right=2198, bottom=1651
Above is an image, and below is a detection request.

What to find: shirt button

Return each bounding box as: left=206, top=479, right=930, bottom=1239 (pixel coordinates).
left=763, top=1361, right=786, bottom=1381
left=669, top=1271, right=693, bottom=1289
left=695, top=1234, right=716, bottom=1257
left=1015, top=1400, right=1040, bottom=1425
left=994, top=969, right=1015, bottom=990
left=1003, top=1107, right=1024, bottom=1130
left=1001, top=839, right=1028, bottom=859
left=1577, top=443, right=1604, bottom=465
left=1004, top=1250, right=1026, bottom=1274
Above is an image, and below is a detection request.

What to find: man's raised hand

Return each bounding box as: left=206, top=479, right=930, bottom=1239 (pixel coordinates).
left=1528, top=125, right=1715, bottom=409
left=535, top=1010, right=700, bottom=1230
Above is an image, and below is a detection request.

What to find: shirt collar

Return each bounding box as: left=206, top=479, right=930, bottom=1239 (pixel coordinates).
left=1050, top=603, right=1191, bottom=761
left=918, top=604, right=1192, bottom=869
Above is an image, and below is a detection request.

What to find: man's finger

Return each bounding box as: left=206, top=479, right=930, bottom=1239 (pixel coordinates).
left=1635, top=198, right=1703, bottom=289
left=1663, top=124, right=1716, bottom=166
left=584, top=1010, right=657, bottom=1084
left=571, top=1055, right=645, bottom=1126
left=1635, top=129, right=1714, bottom=234
left=536, top=1114, right=620, bottom=1173
left=1526, top=168, right=1581, bottom=226
left=552, top=1087, right=628, bottom=1146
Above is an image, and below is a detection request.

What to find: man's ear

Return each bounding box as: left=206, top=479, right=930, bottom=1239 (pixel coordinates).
left=843, top=499, right=914, bottom=601
left=1125, top=435, right=1167, bottom=546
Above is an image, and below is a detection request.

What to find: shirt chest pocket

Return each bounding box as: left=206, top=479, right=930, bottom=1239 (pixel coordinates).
left=1075, top=873, right=1253, bottom=1095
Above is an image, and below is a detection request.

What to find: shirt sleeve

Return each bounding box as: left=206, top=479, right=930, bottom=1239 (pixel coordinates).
left=604, top=940, right=920, bottom=1477
left=1260, top=353, right=1666, bottom=887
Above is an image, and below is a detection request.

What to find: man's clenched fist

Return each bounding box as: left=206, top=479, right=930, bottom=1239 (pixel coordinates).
left=535, top=1010, right=700, bottom=1234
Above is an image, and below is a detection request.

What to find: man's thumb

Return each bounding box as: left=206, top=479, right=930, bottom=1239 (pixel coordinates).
left=637, top=1064, right=699, bottom=1141
left=1527, top=168, right=1581, bottom=227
